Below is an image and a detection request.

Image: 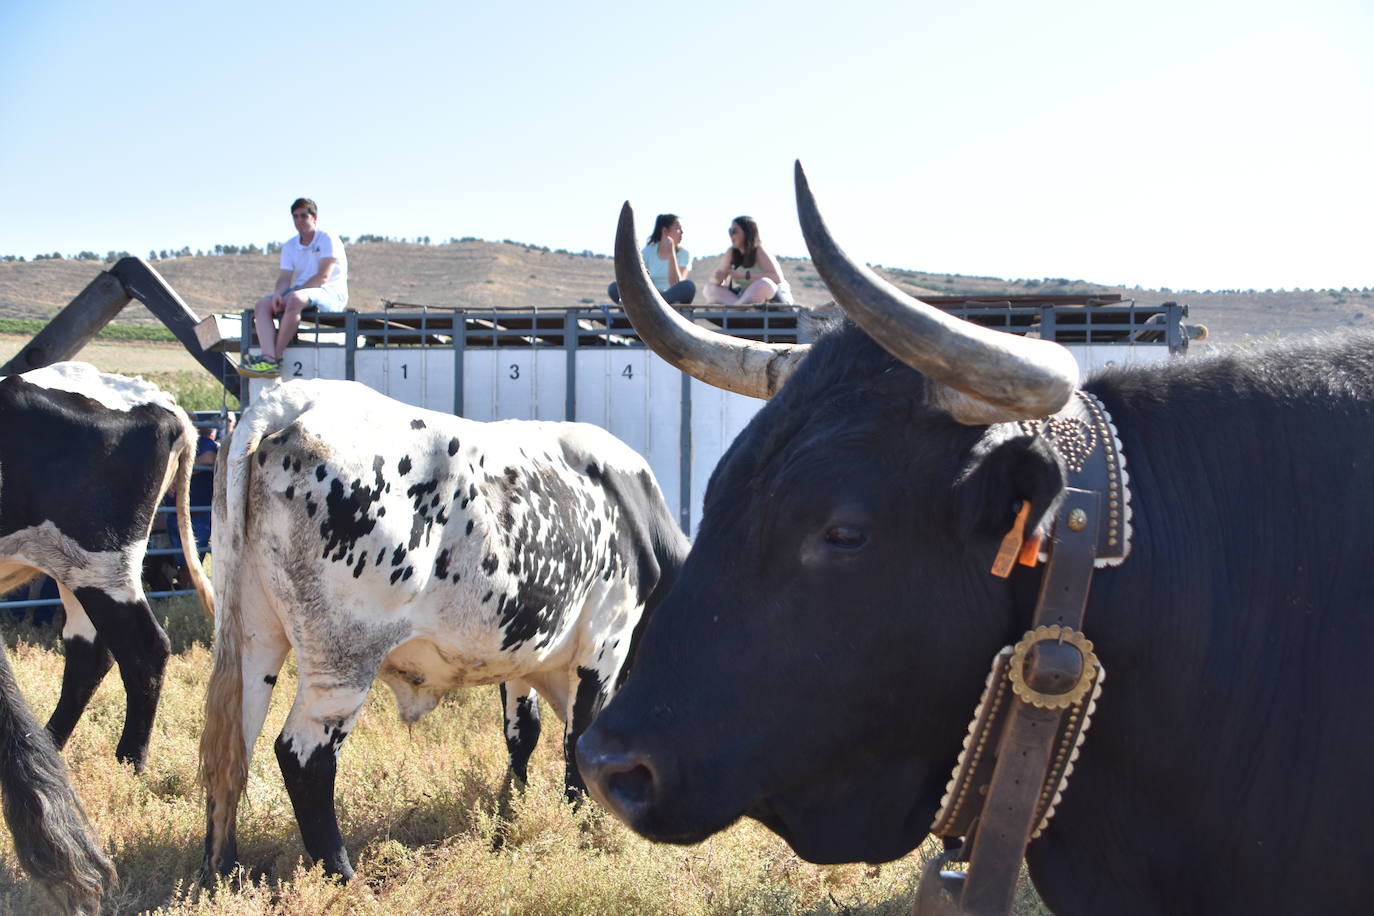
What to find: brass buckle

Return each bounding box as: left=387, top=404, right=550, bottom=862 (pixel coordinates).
left=1008, top=625, right=1098, bottom=709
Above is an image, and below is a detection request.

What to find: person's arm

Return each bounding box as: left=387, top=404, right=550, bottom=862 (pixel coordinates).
left=273, top=268, right=293, bottom=296
left=754, top=246, right=783, bottom=284
left=711, top=251, right=733, bottom=285
left=301, top=257, right=337, bottom=289
left=659, top=239, right=685, bottom=285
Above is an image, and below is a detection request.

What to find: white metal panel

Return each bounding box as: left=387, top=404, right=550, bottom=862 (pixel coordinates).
left=244, top=347, right=346, bottom=403
left=461, top=350, right=566, bottom=421
left=575, top=349, right=683, bottom=525
left=277, top=345, right=347, bottom=383
left=354, top=349, right=456, bottom=412
left=1071, top=344, right=1172, bottom=377
left=687, top=380, right=766, bottom=537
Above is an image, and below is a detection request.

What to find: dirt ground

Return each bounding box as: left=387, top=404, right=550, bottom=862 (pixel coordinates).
left=0, top=335, right=204, bottom=375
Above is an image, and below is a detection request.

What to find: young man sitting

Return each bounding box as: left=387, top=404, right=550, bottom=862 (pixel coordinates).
left=237, top=197, right=348, bottom=378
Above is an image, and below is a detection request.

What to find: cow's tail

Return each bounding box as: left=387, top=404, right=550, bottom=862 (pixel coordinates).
left=197, top=416, right=260, bottom=875
left=0, top=640, right=116, bottom=914
left=172, top=418, right=215, bottom=620
left=197, top=385, right=317, bottom=875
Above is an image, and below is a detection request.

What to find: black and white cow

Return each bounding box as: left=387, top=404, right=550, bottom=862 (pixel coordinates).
left=0, top=362, right=213, bottom=772
left=200, top=378, right=688, bottom=879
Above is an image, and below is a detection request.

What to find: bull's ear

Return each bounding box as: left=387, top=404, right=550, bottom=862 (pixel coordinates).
left=953, top=432, right=1064, bottom=548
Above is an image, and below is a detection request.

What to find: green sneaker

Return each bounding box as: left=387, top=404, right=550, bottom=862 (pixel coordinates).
left=235, top=354, right=281, bottom=378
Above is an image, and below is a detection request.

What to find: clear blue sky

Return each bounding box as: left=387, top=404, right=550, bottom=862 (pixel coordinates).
left=1, top=0, right=1369, bottom=292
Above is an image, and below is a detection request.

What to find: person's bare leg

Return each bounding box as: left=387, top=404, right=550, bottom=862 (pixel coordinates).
left=274, top=292, right=312, bottom=358
left=737, top=278, right=779, bottom=305
left=252, top=295, right=280, bottom=359
left=703, top=283, right=741, bottom=305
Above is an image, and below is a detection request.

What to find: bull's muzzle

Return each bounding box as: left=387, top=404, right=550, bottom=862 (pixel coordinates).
left=575, top=726, right=663, bottom=828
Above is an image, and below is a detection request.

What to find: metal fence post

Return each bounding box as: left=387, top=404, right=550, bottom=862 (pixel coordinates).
left=565, top=309, right=578, bottom=421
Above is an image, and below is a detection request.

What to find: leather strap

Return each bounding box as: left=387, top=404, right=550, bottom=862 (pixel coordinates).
left=918, top=388, right=1128, bottom=915
left=958, top=488, right=1099, bottom=914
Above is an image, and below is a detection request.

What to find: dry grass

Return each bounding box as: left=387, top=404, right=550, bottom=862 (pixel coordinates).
left=0, top=598, right=1048, bottom=915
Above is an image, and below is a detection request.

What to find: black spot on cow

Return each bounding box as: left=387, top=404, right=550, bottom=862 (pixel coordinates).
left=402, top=566, right=413, bottom=581
left=376, top=548, right=386, bottom=566
left=482, top=553, right=500, bottom=575
left=354, top=554, right=368, bottom=578
left=466, top=519, right=474, bottom=536
left=410, top=419, right=427, bottom=430
left=264, top=674, right=277, bottom=686
left=257, top=451, right=268, bottom=467
left=405, top=479, right=442, bottom=550
left=435, top=549, right=450, bottom=580
left=389, top=568, right=404, bottom=585
left=316, top=464, right=327, bottom=481
left=285, top=484, right=295, bottom=500
left=282, top=455, right=291, bottom=471
left=306, top=497, right=317, bottom=518
left=391, top=545, right=407, bottom=567
left=504, top=467, right=519, bottom=486
left=483, top=591, right=493, bottom=603
left=571, top=665, right=605, bottom=731
left=319, top=476, right=381, bottom=562
left=398, top=455, right=412, bottom=477
left=293, top=460, right=301, bottom=472
left=447, top=437, right=460, bottom=456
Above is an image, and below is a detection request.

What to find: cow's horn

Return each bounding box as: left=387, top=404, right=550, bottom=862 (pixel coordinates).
left=794, top=162, right=1080, bottom=424
left=614, top=202, right=808, bottom=400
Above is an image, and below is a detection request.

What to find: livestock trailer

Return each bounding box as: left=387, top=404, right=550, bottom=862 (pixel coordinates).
left=221, top=295, right=1201, bottom=536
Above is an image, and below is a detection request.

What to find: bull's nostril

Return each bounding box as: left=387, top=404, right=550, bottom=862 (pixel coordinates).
left=607, top=764, right=655, bottom=807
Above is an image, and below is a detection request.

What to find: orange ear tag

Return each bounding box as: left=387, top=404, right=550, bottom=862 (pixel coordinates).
left=990, top=502, right=1031, bottom=578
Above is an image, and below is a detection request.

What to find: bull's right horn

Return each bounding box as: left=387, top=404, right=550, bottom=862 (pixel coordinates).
left=614, top=203, right=808, bottom=400
left=795, top=162, right=1080, bottom=424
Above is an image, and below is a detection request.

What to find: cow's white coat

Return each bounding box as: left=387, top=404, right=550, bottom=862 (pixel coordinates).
left=219, top=379, right=661, bottom=768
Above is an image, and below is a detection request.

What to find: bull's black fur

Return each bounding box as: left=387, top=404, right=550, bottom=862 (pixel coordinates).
left=0, top=640, right=115, bottom=913
left=582, top=322, right=1374, bottom=915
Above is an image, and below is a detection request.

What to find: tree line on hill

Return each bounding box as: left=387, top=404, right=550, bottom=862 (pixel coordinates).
left=1, top=235, right=613, bottom=265
left=3, top=242, right=1366, bottom=299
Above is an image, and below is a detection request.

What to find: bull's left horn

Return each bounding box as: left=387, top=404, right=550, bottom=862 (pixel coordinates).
left=614, top=202, right=808, bottom=400
left=794, top=162, right=1079, bottom=424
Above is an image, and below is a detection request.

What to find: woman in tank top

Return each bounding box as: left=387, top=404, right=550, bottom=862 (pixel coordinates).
left=704, top=215, right=794, bottom=307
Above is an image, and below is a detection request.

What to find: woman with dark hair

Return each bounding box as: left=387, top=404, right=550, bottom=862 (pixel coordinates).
left=608, top=213, right=696, bottom=305
left=704, top=216, right=794, bottom=307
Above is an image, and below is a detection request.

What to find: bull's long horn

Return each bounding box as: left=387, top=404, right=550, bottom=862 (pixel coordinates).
left=794, top=162, right=1079, bottom=424
left=614, top=203, right=808, bottom=400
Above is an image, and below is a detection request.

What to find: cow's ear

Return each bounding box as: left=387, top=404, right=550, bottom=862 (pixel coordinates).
left=953, top=431, right=1064, bottom=548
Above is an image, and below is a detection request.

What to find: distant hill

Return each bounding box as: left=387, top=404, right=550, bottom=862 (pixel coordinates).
left=1, top=240, right=1370, bottom=348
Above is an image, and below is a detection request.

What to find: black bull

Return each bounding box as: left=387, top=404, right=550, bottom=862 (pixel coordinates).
left=578, top=173, right=1374, bottom=914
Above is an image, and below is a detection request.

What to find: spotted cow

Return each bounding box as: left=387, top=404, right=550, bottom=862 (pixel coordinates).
left=0, top=362, right=213, bottom=773
left=200, top=378, right=688, bottom=879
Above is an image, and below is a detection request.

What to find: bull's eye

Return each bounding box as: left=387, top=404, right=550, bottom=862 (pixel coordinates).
left=824, top=525, right=868, bottom=550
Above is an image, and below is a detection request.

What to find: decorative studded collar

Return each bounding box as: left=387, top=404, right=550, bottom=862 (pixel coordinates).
left=1019, top=390, right=1132, bottom=567
left=916, top=390, right=1133, bottom=914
